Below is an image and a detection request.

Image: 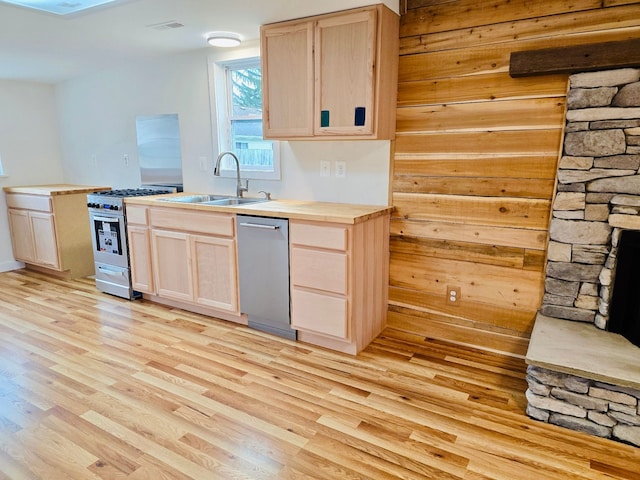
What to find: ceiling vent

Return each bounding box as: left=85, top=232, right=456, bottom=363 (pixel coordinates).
left=148, top=20, right=184, bottom=31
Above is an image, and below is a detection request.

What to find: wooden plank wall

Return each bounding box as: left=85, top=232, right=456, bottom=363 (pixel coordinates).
left=389, top=0, right=640, bottom=354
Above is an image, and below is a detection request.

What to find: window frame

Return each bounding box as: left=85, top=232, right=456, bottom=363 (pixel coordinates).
left=210, top=56, right=281, bottom=181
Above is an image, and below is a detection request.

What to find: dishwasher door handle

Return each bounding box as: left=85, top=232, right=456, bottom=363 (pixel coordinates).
left=239, top=222, right=280, bottom=230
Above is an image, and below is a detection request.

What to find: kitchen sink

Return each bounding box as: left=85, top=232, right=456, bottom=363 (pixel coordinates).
left=158, top=194, right=233, bottom=203
left=203, top=197, right=269, bottom=206
left=158, top=194, right=269, bottom=206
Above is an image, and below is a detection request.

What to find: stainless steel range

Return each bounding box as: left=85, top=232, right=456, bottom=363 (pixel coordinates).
left=87, top=188, right=174, bottom=299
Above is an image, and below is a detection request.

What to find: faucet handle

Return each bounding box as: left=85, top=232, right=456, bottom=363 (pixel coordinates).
left=237, top=179, right=249, bottom=198
left=258, top=190, right=272, bottom=200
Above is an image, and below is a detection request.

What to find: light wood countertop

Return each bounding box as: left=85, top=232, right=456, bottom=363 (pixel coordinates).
left=125, top=193, right=393, bottom=224
left=3, top=184, right=111, bottom=196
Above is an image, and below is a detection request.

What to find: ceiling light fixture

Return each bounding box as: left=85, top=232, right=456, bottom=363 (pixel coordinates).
left=206, top=32, right=241, bottom=48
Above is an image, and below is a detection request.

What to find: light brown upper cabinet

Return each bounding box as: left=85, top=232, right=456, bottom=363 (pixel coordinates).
left=261, top=4, right=399, bottom=140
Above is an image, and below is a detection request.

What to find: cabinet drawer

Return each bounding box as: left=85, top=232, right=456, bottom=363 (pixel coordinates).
left=5, top=193, right=52, bottom=212
left=150, top=208, right=234, bottom=236
left=290, top=222, right=348, bottom=250
left=125, top=205, right=149, bottom=225
left=291, top=247, right=347, bottom=294
left=291, top=288, right=348, bottom=339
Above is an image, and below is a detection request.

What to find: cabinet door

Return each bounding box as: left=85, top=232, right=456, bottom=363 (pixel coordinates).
left=30, top=212, right=60, bottom=268
left=151, top=229, right=193, bottom=302
left=7, top=209, right=35, bottom=263
left=314, top=9, right=376, bottom=135
left=191, top=235, right=238, bottom=312
left=128, top=225, right=154, bottom=294
left=261, top=20, right=314, bottom=138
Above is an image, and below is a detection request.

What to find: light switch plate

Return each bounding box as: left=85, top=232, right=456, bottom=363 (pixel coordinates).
left=320, top=160, right=330, bottom=177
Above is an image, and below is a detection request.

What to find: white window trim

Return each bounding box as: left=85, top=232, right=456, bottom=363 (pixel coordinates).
left=209, top=55, right=281, bottom=181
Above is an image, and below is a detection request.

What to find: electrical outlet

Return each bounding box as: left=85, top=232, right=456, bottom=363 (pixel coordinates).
left=199, top=156, right=208, bottom=171
left=335, top=161, right=346, bottom=178
left=320, top=160, right=330, bottom=177
left=123, top=154, right=129, bottom=167
left=447, top=285, right=461, bottom=305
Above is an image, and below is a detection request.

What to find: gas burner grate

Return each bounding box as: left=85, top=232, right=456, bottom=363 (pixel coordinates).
left=95, top=188, right=173, bottom=198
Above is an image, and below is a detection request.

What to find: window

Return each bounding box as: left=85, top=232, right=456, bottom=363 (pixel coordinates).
left=212, top=57, right=280, bottom=180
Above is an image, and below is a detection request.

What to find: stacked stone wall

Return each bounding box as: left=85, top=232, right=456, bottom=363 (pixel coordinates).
left=530, top=68, right=640, bottom=448
left=527, top=366, right=640, bottom=447
left=542, top=68, right=640, bottom=329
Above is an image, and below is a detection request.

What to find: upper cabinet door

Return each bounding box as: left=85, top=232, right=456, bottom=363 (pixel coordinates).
left=260, top=5, right=398, bottom=141
left=314, top=9, right=376, bottom=136
left=261, top=21, right=314, bottom=138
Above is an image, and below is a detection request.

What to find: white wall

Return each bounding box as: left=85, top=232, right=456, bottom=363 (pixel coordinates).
left=56, top=50, right=215, bottom=190
left=56, top=42, right=392, bottom=206
left=0, top=80, right=64, bottom=272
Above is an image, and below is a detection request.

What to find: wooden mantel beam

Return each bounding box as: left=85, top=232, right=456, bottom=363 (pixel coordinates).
left=509, top=38, right=640, bottom=78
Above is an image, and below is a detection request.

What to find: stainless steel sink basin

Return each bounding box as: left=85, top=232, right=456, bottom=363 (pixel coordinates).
left=158, top=194, right=233, bottom=203
left=203, top=198, right=269, bottom=206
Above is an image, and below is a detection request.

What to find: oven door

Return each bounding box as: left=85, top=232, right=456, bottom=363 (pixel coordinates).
left=89, top=212, right=129, bottom=269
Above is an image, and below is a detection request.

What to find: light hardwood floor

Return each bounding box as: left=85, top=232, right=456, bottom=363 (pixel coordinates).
left=0, top=269, right=638, bottom=479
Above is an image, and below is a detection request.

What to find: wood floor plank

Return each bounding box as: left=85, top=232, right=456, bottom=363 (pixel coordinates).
left=0, top=269, right=638, bottom=479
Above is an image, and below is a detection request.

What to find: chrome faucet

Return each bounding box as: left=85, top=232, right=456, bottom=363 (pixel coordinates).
left=213, top=151, right=248, bottom=198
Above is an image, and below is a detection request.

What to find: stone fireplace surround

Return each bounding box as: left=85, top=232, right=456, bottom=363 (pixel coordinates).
left=525, top=68, right=640, bottom=447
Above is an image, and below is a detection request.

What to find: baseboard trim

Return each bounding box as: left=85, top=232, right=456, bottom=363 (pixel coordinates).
left=0, top=260, right=24, bottom=273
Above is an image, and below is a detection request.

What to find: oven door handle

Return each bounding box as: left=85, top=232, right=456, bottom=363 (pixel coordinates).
left=92, top=216, right=121, bottom=223
left=97, top=266, right=126, bottom=278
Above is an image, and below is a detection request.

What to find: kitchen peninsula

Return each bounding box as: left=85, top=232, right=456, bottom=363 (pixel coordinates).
left=125, top=194, right=392, bottom=354
left=3, top=184, right=110, bottom=278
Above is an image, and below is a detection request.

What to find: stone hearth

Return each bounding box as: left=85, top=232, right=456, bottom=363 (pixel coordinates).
left=526, top=68, right=640, bottom=447
left=527, top=314, right=640, bottom=446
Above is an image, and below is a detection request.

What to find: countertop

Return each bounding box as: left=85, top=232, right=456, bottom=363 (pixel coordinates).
left=125, top=193, right=394, bottom=225
left=3, top=184, right=111, bottom=196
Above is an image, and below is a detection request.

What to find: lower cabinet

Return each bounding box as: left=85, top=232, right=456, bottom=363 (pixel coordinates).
left=7, top=208, right=38, bottom=265
left=6, top=191, right=96, bottom=278
left=289, top=215, right=390, bottom=355
left=29, top=212, right=59, bottom=268
left=125, top=202, right=391, bottom=354
left=126, top=204, right=239, bottom=316
left=127, top=224, right=154, bottom=294
left=8, top=204, right=60, bottom=269
left=190, top=235, right=237, bottom=311
left=290, top=224, right=349, bottom=339
left=151, top=230, right=238, bottom=312
left=152, top=229, right=193, bottom=301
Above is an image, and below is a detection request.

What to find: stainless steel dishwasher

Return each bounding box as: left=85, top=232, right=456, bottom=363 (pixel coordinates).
left=236, top=215, right=296, bottom=340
